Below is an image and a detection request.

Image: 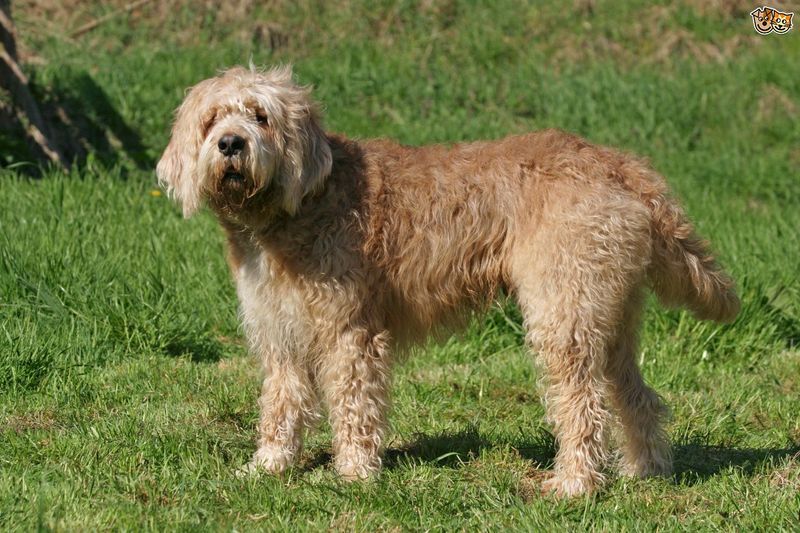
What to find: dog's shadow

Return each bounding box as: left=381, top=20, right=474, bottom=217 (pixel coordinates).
left=303, top=429, right=799, bottom=485
left=383, top=427, right=556, bottom=469
left=303, top=426, right=557, bottom=472
left=162, top=335, right=225, bottom=363
left=672, top=441, right=800, bottom=485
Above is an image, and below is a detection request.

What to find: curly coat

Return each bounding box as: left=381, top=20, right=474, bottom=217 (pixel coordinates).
left=157, top=66, right=739, bottom=497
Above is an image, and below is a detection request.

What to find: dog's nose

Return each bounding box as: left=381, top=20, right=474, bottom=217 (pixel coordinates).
left=218, top=134, right=245, bottom=157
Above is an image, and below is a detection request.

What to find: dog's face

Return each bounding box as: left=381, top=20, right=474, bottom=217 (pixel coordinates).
left=157, top=66, right=332, bottom=217
left=751, top=7, right=774, bottom=34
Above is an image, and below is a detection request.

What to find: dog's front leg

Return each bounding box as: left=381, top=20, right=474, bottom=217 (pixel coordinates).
left=318, top=327, right=392, bottom=480
left=244, top=357, right=317, bottom=475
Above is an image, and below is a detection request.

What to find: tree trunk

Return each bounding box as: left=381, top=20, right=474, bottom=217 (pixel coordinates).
left=1, top=0, right=70, bottom=169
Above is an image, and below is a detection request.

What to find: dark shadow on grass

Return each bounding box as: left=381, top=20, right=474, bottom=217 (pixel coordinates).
left=2, top=69, right=152, bottom=174
left=301, top=427, right=556, bottom=474
left=302, top=429, right=799, bottom=486
left=673, top=441, right=800, bottom=485
left=301, top=426, right=556, bottom=473
left=163, top=335, right=224, bottom=363
left=383, top=427, right=554, bottom=469
left=47, top=72, right=153, bottom=170
left=288, top=426, right=554, bottom=471
left=302, top=451, right=334, bottom=472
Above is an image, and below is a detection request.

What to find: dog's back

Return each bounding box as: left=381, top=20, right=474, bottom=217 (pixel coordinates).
left=346, top=130, right=738, bottom=345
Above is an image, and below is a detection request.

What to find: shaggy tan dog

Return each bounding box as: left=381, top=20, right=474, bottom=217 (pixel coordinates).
left=157, top=66, right=739, bottom=497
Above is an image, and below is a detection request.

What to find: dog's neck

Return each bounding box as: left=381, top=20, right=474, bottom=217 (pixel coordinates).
left=210, top=187, right=284, bottom=233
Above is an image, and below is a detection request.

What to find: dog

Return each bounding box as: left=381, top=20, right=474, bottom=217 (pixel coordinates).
left=751, top=7, right=775, bottom=34
left=157, top=65, right=739, bottom=497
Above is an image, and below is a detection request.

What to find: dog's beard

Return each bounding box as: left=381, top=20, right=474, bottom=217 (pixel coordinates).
left=214, top=156, right=255, bottom=209
left=197, top=139, right=275, bottom=213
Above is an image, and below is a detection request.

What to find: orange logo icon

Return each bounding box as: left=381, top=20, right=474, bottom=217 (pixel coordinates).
left=751, top=6, right=794, bottom=34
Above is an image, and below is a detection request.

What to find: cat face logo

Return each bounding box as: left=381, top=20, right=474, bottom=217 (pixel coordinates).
left=751, top=6, right=794, bottom=34
left=771, top=9, right=794, bottom=33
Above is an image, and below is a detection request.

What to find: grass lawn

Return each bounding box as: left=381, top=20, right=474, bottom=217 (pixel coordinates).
left=2, top=1, right=799, bottom=529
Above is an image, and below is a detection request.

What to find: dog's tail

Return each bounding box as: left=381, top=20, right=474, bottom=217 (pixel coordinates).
left=616, top=157, right=740, bottom=323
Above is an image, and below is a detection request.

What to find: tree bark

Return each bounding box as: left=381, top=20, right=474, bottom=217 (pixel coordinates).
left=1, top=0, right=70, bottom=168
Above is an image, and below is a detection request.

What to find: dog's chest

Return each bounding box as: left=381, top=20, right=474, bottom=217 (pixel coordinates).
left=235, top=247, right=314, bottom=354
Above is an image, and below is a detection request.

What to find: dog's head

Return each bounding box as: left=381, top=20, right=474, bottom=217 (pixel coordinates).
left=751, top=7, right=774, bottom=34
left=157, top=65, right=332, bottom=218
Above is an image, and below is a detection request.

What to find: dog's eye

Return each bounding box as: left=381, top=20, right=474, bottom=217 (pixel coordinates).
left=256, top=113, right=269, bottom=126
left=203, top=116, right=216, bottom=136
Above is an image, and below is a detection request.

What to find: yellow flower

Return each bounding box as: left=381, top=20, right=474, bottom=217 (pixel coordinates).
left=149, top=190, right=162, bottom=197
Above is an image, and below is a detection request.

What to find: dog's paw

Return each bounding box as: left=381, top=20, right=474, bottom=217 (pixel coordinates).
left=235, top=461, right=263, bottom=479
left=334, top=450, right=381, bottom=481
left=541, top=473, right=602, bottom=498
left=618, top=455, right=672, bottom=479
left=236, top=445, right=296, bottom=478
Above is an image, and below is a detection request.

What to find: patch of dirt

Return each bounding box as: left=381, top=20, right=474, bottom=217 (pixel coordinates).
left=549, top=3, right=764, bottom=68
left=683, top=0, right=758, bottom=18
left=756, top=84, right=799, bottom=124
left=3, top=410, right=58, bottom=433
left=517, top=466, right=550, bottom=502
left=12, top=0, right=291, bottom=60
left=647, top=30, right=760, bottom=65
left=768, top=452, right=800, bottom=490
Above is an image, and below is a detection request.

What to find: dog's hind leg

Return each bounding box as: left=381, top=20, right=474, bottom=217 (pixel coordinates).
left=318, top=327, right=392, bottom=480
left=512, top=194, right=652, bottom=497
left=605, top=290, right=672, bottom=478
left=521, top=293, right=615, bottom=497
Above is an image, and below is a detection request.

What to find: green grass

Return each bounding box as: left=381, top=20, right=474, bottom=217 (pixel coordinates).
left=2, top=0, right=800, bottom=529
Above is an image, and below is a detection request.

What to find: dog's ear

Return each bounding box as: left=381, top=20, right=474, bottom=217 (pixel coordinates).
left=275, top=71, right=333, bottom=214
left=281, top=104, right=333, bottom=214
left=157, top=80, right=213, bottom=218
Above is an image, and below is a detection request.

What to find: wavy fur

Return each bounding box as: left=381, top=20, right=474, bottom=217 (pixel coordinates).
left=157, top=66, right=739, bottom=497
